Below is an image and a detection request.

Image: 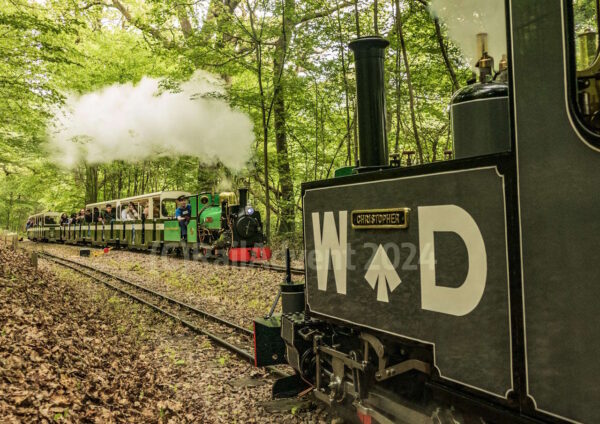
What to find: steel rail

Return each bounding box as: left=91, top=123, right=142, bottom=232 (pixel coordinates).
left=39, top=252, right=255, bottom=362
left=39, top=239, right=306, bottom=275
left=152, top=246, right=306, bottom=275
left=42, top=251, right=251, bottom=335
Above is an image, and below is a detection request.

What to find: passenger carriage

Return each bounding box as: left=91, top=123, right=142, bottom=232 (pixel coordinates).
left=83, top=191, right=191, bottom=250
left=26, top=212, right=61, bottom=242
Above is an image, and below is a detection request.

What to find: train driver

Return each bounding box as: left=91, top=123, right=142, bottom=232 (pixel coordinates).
left=175, top=195, right=191, bottom=241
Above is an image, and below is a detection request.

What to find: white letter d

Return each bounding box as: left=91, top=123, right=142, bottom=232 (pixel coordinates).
left=418, top=205, right=487, bottom=316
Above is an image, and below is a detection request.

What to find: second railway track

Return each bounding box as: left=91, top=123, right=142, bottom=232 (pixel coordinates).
left=38, top=251, right=277, bottom=369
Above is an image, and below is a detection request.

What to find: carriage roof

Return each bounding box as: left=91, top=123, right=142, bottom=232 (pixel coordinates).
left=27, top=212, right=61, bottom=220
left=85, top=191, right=192, bottom=209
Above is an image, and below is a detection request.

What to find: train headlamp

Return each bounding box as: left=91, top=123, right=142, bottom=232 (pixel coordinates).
left=246, top=207, right=255, bottom=215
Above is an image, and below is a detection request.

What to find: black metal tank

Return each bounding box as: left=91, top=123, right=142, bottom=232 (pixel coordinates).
left=451, top=81, right=510, bottom=159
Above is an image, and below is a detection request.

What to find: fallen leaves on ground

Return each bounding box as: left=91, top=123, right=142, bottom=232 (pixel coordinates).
left=1, top=245, right=327, bottom=423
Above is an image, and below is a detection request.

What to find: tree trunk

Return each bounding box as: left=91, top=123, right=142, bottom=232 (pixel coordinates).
left=272, top=0, right=295, bottom=235
left=373, top=0, right=379, bottom=35
left=250, top=6, right=271, bottom=242
left=102, top=167, right=107, bottom=201
left=117, top=165, right=122, bottom=198
left=354, top=0, right=360, bottom=37
left=85, top=165, right=98, bottom=204
left=5, top=192, right=13, bottom=230
left=314, top=79, right=319, bottom=180
left=434, top=18, right=459, bottom=91
left=396, top=0, right=424, bottom=163
left=335, top=0, right=353, bottom=165
left=133, top=168, right=139, bottom=196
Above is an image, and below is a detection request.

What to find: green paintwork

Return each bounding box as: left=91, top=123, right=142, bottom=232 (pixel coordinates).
left=198, top=206, right=221, bottom=230
left=187, top=219, right=197, bottom=243
left=189, top=195, right=198, bottom=216
left=334, top=166, right=355, bottom=178
left=164, top=220, right=180, bottom=242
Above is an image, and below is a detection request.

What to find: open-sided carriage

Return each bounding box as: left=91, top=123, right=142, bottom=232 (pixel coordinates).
left=61, top=191, right=190, bottom=251
left=26, top=212, right=61, bottom=242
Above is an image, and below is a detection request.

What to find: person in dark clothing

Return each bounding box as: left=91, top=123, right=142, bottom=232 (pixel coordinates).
left=59, top=213, right=69, bottom=225
left=101, top=204, right=115, bottom=224
left=175, top=195, right=192, bottom=241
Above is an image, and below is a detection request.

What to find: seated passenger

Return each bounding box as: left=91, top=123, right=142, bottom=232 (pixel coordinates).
left=69, top=213, right=77, bottom=224
left=25, top=218, right=34, bottom=230
left=60, top=213, right=69, bottom=226
left=121, top=202, right=139, bottom=221
left=84, top=209, right=92, bottom=223
left=93, top=207, right=100, bottom=223
left=175, top=195, right=192, bottom=241
left=101, top=204, right=115, bottom=224
left=77, top=209, right=86, bottom=223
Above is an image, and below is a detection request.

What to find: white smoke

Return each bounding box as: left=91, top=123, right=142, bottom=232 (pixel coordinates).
left=429, top=0, right=507, bottom=69
left=48, top=71, right=254, bottom=170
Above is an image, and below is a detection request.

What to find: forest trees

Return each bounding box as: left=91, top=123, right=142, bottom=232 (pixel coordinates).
left=0, top=0, right=469, bottom=240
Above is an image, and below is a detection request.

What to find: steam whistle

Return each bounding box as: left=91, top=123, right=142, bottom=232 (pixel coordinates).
left=476, top=33, right=494, bottom=83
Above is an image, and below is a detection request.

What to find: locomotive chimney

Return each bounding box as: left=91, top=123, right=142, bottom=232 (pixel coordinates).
left=238, top=188, right=248, bottom=208
left=349, top=36, right=390, bottom=171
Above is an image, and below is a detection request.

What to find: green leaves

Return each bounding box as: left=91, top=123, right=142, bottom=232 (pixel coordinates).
left=0, top=0, right=472, bottom=237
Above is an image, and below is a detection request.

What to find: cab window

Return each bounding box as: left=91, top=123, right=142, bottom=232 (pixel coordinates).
left=572, top=0, right=600, bottom=133
left=44, top=216, right=57, bottom=225
left=574, top=0, right=599, bottom=70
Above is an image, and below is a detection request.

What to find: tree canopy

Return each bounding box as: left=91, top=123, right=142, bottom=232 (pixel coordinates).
left=1, top=0, right=473, bottom=244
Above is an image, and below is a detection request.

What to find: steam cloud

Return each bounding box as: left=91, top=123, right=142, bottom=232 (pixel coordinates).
left=429, top=0, right=507, bottom=68
left=48, top=71, right=254, bottom=170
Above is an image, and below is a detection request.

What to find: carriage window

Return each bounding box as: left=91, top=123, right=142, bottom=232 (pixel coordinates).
left=44, top=216, right=57, bottom=225
left=572, top=0, right=600, bottom=134
left=161, top=200, right=177, bottom=218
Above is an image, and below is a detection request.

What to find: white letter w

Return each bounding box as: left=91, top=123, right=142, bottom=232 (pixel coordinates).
left=312, top=211, right=348, bottom=294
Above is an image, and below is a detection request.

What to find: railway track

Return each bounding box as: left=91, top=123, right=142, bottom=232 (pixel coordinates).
left=36, top=241, right=306, bottom=276
left=246, top=261, right=304, bottom=275
left=39, top=251, right=287, bottom=376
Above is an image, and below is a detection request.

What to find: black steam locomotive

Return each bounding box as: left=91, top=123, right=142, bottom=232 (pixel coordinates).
left=255, top=1, right=600, bottom=423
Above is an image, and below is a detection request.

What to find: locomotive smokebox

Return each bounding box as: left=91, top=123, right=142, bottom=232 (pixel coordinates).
left=349, top=36, right=390, bottom=171
left=238, top=188, right=248, bottom=208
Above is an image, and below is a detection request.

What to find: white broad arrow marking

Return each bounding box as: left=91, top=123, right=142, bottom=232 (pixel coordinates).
left=364, top=245, right=402, bottom=303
